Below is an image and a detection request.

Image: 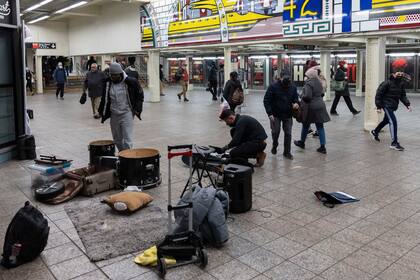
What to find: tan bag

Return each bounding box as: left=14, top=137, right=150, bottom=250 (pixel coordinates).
left=231, top=88, right=244, bottom=105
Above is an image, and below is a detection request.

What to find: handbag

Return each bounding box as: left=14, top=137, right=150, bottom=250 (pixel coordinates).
left=332, top=80, right=345, bottom=91
left=79, top=92, right=87, bottom=105
left=231, top=87, right=244, bottom=106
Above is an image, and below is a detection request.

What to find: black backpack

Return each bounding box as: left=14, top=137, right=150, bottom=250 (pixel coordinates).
left=1, top=202, right=49, bottom=268
left=174, top=69, right=182, bottom=82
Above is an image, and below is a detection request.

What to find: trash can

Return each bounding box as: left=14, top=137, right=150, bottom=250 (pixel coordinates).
left=17, top=135, right=36, bottom=160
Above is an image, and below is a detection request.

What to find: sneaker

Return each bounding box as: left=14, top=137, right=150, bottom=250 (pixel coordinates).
left=294, top=140, right=305, bottom=149
left=313, top=131, right=319, bottom=137
left=94, top=115, right=100, bottom=119
left=317, top=146, right=327, bottom=154
left=271, top=146, right=277, bottom=155
left=308, top=128, right=314, bottom=135
left=184, top=98, right=189, bottom=102
left=177, top=94, right=181, bottom=100
left=370, top=130, right=380, bottom=142
left=255, top=152, right=266, bottom=167
left=352, top=110, right=361, bottom=115
left=390, top=142, right=404, bottom=151
left=283, top=153, right=293, bottom=160
left=330, top=111, right=339, bottom=115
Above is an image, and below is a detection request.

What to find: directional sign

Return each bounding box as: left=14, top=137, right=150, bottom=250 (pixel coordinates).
left=26, top=42, right=57, bottom=49
left=0, top=0, right=12, bottom=25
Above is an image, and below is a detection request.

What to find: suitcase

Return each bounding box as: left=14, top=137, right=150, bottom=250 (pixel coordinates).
left=223, top=164, right=253, bottom=213
left=67, top=167, right=117, bottom=196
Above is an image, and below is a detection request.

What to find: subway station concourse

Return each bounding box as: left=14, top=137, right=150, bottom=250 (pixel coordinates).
left=2, top=0, right=420, bottom=279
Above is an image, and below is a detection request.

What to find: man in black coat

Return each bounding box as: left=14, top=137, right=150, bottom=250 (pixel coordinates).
left=84, top=63, right=106, bottom=119
left=98, top=63, right=144, bottom=151
left=219, top=109, right=267, bottom=167
left=208, top=61, right=218, bottom=100
left=371, top=60, right=412, bottom=151
left=223, top=71, right=243, bottom=111
left=264, top=71, right=299, bottom=159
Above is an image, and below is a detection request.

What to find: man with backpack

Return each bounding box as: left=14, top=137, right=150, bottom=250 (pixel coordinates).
left=223, top=71, right=243, bottom=112
left=264, top=70, right=299, bottom=159
left=176, top=64, right=189, bottom=102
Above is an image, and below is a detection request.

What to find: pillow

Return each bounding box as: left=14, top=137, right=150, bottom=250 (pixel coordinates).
left=102, top=192, right=153, bottom=213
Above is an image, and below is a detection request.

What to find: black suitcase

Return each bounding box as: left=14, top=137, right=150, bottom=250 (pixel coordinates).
left=223, top=164, right=252, bottom=213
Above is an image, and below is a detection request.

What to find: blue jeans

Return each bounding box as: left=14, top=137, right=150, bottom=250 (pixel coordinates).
left=301, top=123, right=326, bottom=146
left=374, top=107, right=398, bottom=144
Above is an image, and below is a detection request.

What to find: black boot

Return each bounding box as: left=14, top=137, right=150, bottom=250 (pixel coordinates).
left=317, top=145, right=327, bottom=154
left=294, top=140, right=305, bottom=149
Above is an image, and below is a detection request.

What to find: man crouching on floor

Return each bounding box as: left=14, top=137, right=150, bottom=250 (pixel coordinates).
left=219, top=109, right=268, bottom=167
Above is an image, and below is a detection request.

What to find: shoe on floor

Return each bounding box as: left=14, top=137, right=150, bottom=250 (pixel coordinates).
left=294, top=140, right=305, bottom=149
left=390, top=142, right=404, bottom=151
left=352, top=110, right=361, bottom=115
left=308, top=128, right=314, bottom=135
left=283, top=153, right=293, bottom=160
left=370, top=130, right=380, bottom=142
left=330, top=111, right=339, bottom=116
left=177, top=94, right=181, bottom=100
left=160, top=93, right=165, bottom=96
left=94, top=115, right=100, bottom=119
left=317, top=146, right=327, bottom=154
left=271, top=146, right=277, bottom=155
left=255, top=152, right=266, bottom=167
left=184, top=98, right=189, bottom=102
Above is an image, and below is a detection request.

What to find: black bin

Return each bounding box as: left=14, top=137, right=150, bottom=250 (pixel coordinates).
left=223, top=164, right=252, bottom=213
left=17, top=135, right=36, bottom=160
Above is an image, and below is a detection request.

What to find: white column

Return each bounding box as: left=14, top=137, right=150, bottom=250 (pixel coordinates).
left=356, top=50, right=364, bottom=97
left=147, top=50, right=160, bottom=103
left=100, top=55, right=112, bottom=71
left=320, top=50, right=331, bottom=101
left=265, top=57, right=270, bottom=88
left=364, top=37, right=386, bottom=131
left=185, top=56, right=192, bottom=91
left=35, top=55, right=43, bottom=94
left=277, top=54, right=282, bottom=72
left=224, top=47, right=232, bottom=84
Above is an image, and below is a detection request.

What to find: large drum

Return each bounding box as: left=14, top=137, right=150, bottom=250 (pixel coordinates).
left=89, top=140, right=115, bottom=166
left=118, top=148, right=161, bottom=189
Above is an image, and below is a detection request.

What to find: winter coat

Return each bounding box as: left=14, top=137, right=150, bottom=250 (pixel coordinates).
left=98, top=76, right=144, bottom=123
left=174, top=185, right=229, bottom=247
left=334, top=67, right=349, bottom=97
left=84, top=71, right=107, bottom=98
left=228, top=114, right=267, bottom=149
left=264, top=80, right=299, bottom=120
left=125, top=66, right=139, bottom=81
left=375, top=76, right=410, bottom=111
left=53, top=68, right=67, bottom=84
left=300, top=68, right=330, bottom=125
left=209, top=66, right=217, bottom=82
left=223, top=79, right=242, bottom=104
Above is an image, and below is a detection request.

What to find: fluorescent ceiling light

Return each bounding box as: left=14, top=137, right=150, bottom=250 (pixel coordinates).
left=335, top=54, right=357, bottom=58
left=54, top=1, right=87, bottom=14
left=249, top=55, right=268, bottom=59
left=28, top=15, right=50, bottom=24
left=388, top=53, right=416, bottom=57
left=24, top=0, right=54, bottom=13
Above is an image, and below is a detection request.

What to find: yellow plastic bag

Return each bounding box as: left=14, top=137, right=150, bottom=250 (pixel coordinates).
left=134, top=246, right=176, bottom=267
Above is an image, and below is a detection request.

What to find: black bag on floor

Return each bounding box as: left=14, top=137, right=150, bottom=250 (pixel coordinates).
left=17, top=135, right=36, bottom=160
left=1, top=201, right=49, bottom=268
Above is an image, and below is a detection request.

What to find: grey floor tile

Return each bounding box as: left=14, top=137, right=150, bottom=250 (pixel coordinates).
left=396, top=250, right=420, bottom=273
left=50, top=255, right=97, bottom=280
left=343, top=249, right=395, bottom=276
left=321, top=262, right=374, bottom=280
left=238, top=247, right=285, bottom=273
left=378, top=229, right=420, bottom=250
left=290, top=248, right=336, bottom=274
left=226, top=217, right=258, bottom=235
left=102, top=258, right=149, bottom=280
left=262, top=237, right=308, bottom=259
left=220, top=235, right=258, bottom=258
left=71, top=269, right=109, bottom=280
left=41, top=242, right=84, bottom=266
left=378, top=263, right=420, bottom=280
left=260, top=218, right=301, bottom=236
left=285, top=226, right=327, bottom=247
left=332, top=229, right=375, bottom=248
left=263, top=261, right=315, bottom=280
left=208, top=259, right=259, bottom=280
left=239, top=226, right=280, bottom=246
left=204, top=247, right=233, bottom=271
left=311, top=238, right=358, bottom=260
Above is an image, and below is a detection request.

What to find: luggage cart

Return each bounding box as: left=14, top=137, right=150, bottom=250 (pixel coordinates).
left=156, top=145, right=208, bottom=278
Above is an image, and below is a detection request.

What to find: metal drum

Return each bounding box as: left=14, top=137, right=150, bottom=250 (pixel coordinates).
left=89, top=140, right=116, bottom=166
left=118, top=148, right=161, bottom=189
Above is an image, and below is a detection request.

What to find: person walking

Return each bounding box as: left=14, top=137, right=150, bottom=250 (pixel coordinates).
left=330, top=60, right=361, bottom=115
left=86, top=56, right=97, bottom=71
left=371, top=59, right=412, bottom=151
left=264, top=70, right=299, bottom=159
left=159, top=64, right=166, bottom=96
left=125, top=57, right=139, bottom=81
left=208, top=61, right=218, bottom=100
left=177, top=64, right=189, bottom=102
left=223, top=71, right=243, bottom=112
left=217, top=63, right=225, bottom=99
left=98, top=63, right=144, bottom=151
left=84, top=63, right=106, bottom=119
left=53, top=62, right=67, bottom=100
left=294, top=65, right=330, bottom=154
left=25, top=67, right=34, bottom=95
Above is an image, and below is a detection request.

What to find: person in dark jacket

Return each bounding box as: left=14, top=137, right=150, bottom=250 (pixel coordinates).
left=84, top=63, right=106, bottom=119
left=208, top=61, right=218, bottom=100
left=330, top=60, right=360, bottom=115
left=98, top=63, right=144, bottom=151
left=25, top=67, right=34, bottom=95
left=159, top=64, right=165, bottom=96
left=371, top=59, right=412, bottom=151
left=177, top=64, right=189, bottom=102
left=53, top=62, right=67, bottom=100
left=219, top=109, right=268, bottom=167
left=264, top=70, right=299, bottom=159
left=294, top=66, right=330, bottom=154
left=125, top=56, right=139, bottom=81
left=223, top=71, right=243, bottom=112
left=86, top=56, right=96, bottom=71
left=217, top=64, right=225, bottom=99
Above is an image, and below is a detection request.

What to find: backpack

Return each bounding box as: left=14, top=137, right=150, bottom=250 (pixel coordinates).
left=1, top=202, right=49, bottom=268
left=174, top=69, right=183, bottom=82
left=231, top=87, right=244, bottom=105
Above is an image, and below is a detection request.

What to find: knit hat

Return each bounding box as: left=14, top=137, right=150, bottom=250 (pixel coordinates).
left=109, top=62, right=124, bottom=75
left=338, top=60, right=346, bottom=67
left=392, top=58, right=408, bottom=73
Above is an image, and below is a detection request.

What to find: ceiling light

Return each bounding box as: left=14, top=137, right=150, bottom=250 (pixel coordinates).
left=27, top=15, right=50, bottom=24
left=54, top=1, right=88, bottom=14
left=24, top=0, right=54, bottom=13
left=388, top=53, right=416, bottom=57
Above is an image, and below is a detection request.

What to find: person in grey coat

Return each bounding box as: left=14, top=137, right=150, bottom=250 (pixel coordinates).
left=84, top=63, right=106, bottom=119
left=294, top=66, right=330, bottom=154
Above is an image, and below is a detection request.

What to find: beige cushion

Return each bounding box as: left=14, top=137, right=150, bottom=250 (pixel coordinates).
left=102, top=192, right=153, bottom=213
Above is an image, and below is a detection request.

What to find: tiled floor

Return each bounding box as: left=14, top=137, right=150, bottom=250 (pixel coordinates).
left=1, top=86, right=420, bottom=280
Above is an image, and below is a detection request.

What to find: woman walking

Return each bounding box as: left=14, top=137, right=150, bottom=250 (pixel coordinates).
left=294, top=65, right=330, bottom=154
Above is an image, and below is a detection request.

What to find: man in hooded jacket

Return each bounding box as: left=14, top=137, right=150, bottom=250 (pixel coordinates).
left=98, top=63, right=144, bottom=151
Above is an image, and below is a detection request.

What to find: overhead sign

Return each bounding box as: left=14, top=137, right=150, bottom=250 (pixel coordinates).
left=26, top=42, right=57, bottom=49
left=0, top=0, right=12, bottom=25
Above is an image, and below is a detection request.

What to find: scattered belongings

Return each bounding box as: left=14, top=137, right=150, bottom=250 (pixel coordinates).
left=314, top=191, right=360, bottom=208
left=101, top=192, right=153, bottom=213
left=134, top=246, right=176, bottom=267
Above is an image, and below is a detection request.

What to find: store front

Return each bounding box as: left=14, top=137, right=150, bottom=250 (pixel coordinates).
left=0, top=0, right=26, bottom=162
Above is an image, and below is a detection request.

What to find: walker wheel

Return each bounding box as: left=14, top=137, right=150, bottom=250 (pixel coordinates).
left=157, top=257, right=167, bottom=278
left=198, top=249, right=208, bottom=268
